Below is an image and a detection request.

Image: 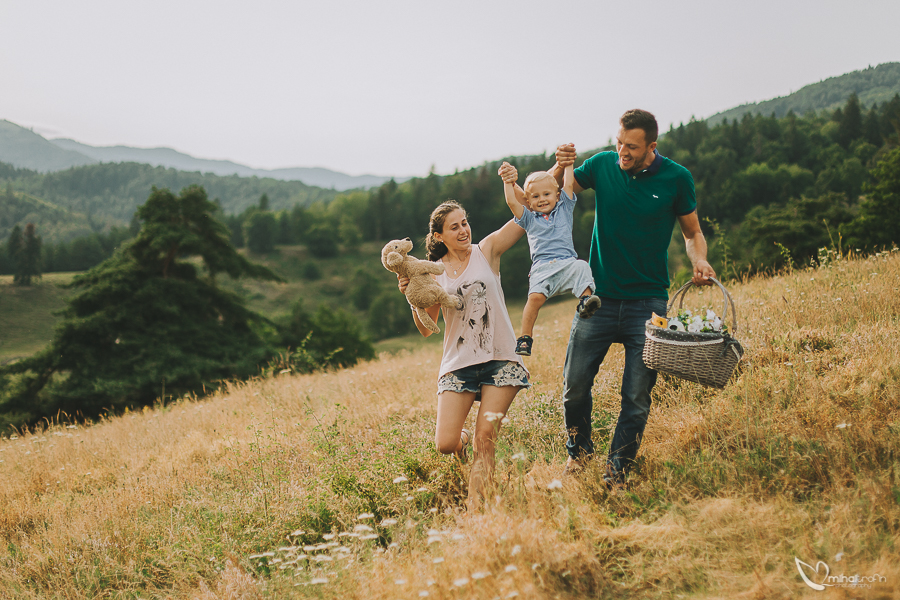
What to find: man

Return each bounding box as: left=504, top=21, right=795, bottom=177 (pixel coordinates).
left=503, top=109, right=715, bottom=489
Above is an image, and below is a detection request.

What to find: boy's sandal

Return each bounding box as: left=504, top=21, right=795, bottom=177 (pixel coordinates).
left=515, top=335, right=533, bottom=356
left=455, top=428, right=471, bottom=463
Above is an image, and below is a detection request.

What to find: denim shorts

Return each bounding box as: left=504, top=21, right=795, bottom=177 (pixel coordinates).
left=437, top=360, right=531, bottom=396
left=529, top=257, right=595, bottom=299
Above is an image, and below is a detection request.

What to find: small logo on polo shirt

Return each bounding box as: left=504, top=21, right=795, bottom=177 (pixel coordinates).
left=653, top=194, right=658, bottom=198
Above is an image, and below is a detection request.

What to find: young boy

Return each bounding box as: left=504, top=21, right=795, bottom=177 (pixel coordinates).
left=501, top=152, right=601, bottom=356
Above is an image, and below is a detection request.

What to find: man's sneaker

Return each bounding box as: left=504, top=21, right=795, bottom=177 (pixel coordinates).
left=576, top=295, right=602, bottom=319
left=565, top=456, right=587, bottom=475
left=515, top=335, right=533, bottom=356
left=603, top=463, right=626, bottom=495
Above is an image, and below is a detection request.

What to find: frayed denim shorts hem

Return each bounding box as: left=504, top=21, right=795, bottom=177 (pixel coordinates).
left=437, top=360, right=530, bottom=397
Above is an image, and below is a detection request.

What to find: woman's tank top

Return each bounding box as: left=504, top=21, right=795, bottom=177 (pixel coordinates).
left=436, top=245, right=524, bottom=378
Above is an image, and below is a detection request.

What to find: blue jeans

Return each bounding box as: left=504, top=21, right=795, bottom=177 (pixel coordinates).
left=562, top=297, right=667, bottom=482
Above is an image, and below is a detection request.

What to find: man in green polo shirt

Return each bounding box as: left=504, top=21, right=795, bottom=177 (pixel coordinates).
left=502, top=109, right=715, bottom=489
left=562, top=109, right=715, bottom=488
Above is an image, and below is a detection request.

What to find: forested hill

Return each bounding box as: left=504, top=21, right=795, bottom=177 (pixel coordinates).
left=0, top=161, right=338, bottom=243
left=706, top=62, right=900, bottom=126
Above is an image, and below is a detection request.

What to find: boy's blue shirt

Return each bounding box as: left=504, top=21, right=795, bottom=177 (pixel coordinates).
left=513, top=189, right=579, bottom=266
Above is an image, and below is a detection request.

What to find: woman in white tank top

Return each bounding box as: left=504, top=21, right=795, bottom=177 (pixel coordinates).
left=398, top=199, right=529, bottom=510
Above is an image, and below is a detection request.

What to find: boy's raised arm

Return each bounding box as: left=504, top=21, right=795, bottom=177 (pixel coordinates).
left=561, top=144, right=575, bottom=197
left=500, top=161, right=525, bottom=219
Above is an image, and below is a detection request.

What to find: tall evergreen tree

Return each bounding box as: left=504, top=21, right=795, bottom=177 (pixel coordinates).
left=0, top=185, right=282, bottom=424
left=6, top=225, right=22, bottom=273
left=837, top=93, right=863, bottom=149
left=244, top=211, right=277, bottom=254
left=862, top=106, right=883, bottom=147
left=850, top=147, right=900, bottom=248
left=14, top=223, right=42, bottom=286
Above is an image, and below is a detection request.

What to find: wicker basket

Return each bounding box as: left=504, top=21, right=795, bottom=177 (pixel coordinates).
left=643, top=277, right=744, bottom=389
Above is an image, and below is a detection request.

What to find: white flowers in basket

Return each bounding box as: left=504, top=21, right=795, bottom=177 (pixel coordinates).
left=666, top=309, right=727, bottom=334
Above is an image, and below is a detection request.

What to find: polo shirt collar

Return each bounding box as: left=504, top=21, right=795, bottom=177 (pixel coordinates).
left=616, top=149, right=662, bottom=175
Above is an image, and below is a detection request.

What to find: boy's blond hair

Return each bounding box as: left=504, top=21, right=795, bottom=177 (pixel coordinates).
left=522, top=171, right=559, bottom=195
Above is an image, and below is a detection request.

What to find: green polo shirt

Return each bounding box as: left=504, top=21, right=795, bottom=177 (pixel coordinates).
left=574, top=150, right=696, bottom=300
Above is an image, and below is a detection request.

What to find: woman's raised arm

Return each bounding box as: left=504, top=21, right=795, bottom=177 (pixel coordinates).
left=480, top=219, right=525, bottom=275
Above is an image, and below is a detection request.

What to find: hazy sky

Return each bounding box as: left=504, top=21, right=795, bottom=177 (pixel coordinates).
left=2, top=0, right=898, bottom=177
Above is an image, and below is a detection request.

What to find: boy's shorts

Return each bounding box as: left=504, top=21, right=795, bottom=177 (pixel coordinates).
left=528, top=257, right=595, bottom=299
left=437, top=360, right=530, bottom=396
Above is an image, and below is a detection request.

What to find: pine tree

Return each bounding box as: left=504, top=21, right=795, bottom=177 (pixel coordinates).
left=851, top=147, right=900, bottom=248
left=862, top=106, right=883, bottom=147
left=837, top=93, right=863, bottom=149
left=244, top=211, right=277, bottom=254
left=13, top=223, right=42, bottom=286
left=0, top=185, right=283, bottom=423
left=6, top=225, right=22, bottom=273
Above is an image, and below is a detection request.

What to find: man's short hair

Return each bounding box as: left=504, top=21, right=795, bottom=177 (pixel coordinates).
left=620, top=109, right=658, bottom=143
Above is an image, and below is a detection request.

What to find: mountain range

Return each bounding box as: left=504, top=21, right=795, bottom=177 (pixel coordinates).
left=3, top=62, right=899, bottom=190
left=0, top=121, right=403, bottom=191
left=705, top=62, right=900, bottom=126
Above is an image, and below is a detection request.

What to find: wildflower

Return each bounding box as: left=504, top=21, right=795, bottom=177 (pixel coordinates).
left=547, top=479, right=563, bottom=490
left=484, top=411, right=504, bottom=422
left=501, top=417, right=510, bottom=424
left=358, top=512, right=374, bottom=520
left=427, top=536, right=442, bottom=545
left=360, top=534, right=378, bottom=540
left=505, top=593, right=520, bottom=598
left=416, top=487, right=428, bottom=492
left=290, top=529, right=305, bottom=537
left=835, top=552, right=844, bottom=561
left=835, top=423, right=851, bottom=429
left=393, top=476, right=408, bottom=484
left=471, top=571, right=491, bottom=580
left=433, top=558, right=445, bottom=564
left=419, top=592, right=429, bottom=597
left=381, top=518, right=398, bottom=526
left=310, top=577, right=327, bottom=584
left=687, top=321, right=702, bottom=333
left=511, top=545, right=522, bottom=556
left=453, top=578, right=470, bottom=587
left=395, top=579, right=407, bottom=585
left=505, top=565, right=518, bottom=573
left=354, top=524, right=374, bottom=533
left=322, top=534, right=335, bottom=540
left=512, top=452, right=526, bottom=460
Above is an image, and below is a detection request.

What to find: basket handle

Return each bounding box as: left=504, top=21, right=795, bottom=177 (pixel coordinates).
left=667, top=277, right=738, bottom=335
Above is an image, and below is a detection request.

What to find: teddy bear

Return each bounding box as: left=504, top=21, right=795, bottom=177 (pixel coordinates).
left=381, top=238, right=464, bottom=334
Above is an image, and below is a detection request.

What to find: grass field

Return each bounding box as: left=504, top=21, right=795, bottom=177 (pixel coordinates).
left=0, top=273, right=76, bottom=364
left=0, top=251, right=897, bottom=598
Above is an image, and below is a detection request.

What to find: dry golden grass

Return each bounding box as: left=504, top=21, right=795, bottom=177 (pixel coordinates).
left=0, top=250, right=898, bottom=599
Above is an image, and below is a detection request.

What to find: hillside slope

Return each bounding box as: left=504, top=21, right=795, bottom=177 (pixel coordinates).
left=51, top=138, right=403, bottom=191
left=0, top=250, right=896, bottom=598
left=706, top=61, right=900, bottom=125
left=0, top=120, right=96, bottom=172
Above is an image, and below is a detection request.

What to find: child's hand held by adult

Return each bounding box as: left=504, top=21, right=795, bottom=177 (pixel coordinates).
left=555, top=143, right=577, bottom=167
left=498, top=161, right=518, bottom=184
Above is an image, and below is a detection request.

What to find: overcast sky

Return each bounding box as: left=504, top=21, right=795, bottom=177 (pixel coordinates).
left=2, top=0, right=898, bottom=178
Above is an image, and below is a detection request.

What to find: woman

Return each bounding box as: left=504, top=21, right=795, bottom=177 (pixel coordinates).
left=399, top=198, right=528, bottom=509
